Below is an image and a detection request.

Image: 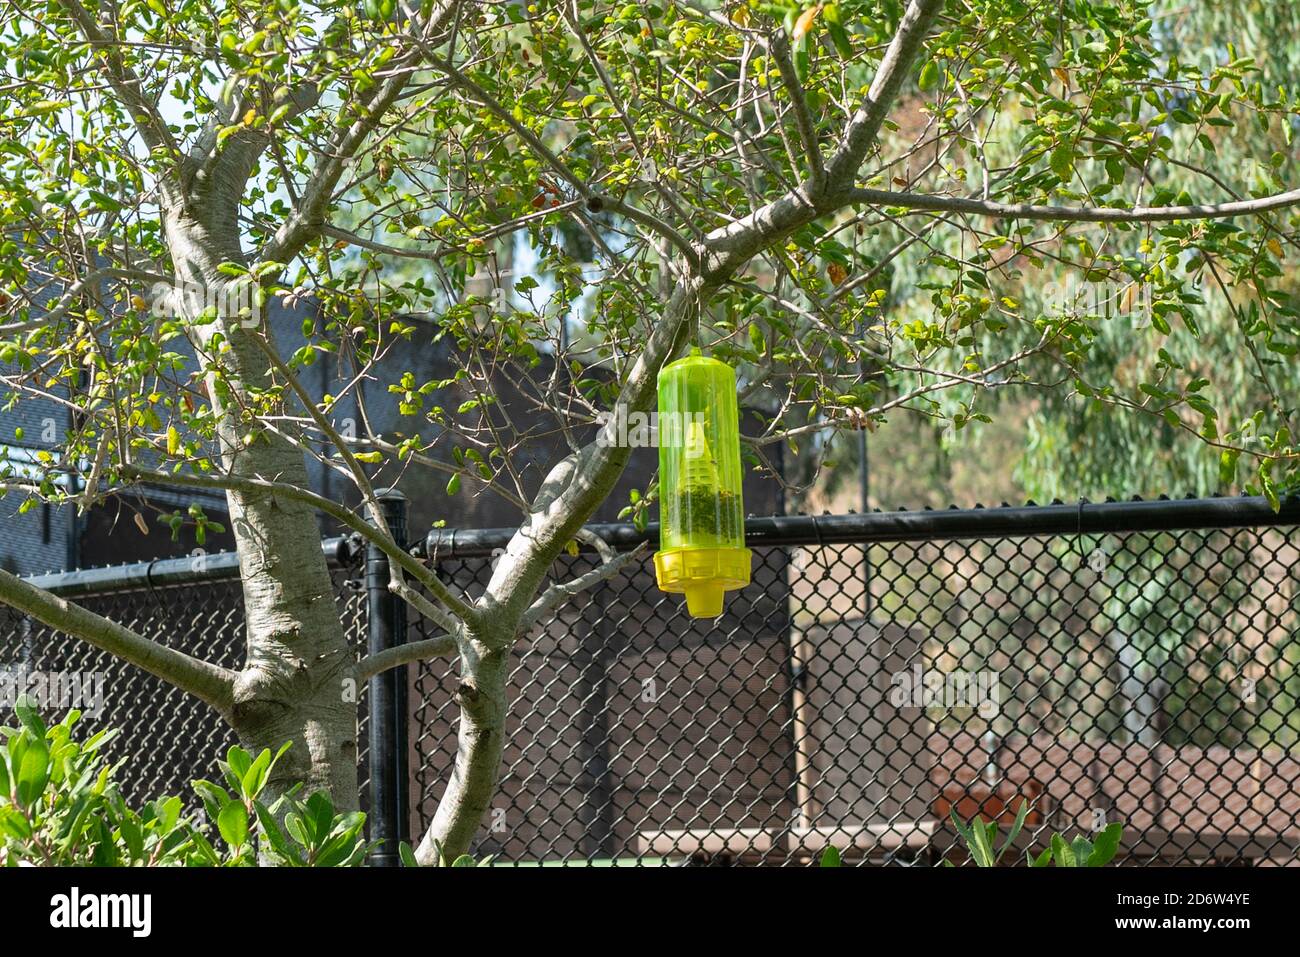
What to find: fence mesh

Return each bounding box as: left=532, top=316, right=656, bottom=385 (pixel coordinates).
left=0, top=566, right=369, bottom=812
left=3, top=501, right=1298, bottom=866
left=411, top=519, right=1300, bottom=866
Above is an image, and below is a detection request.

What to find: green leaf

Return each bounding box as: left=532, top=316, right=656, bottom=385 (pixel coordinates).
left=307, top=791, right=336, bottom=844
left=15, top=737, right=50, bottom=808
left=1087, top=822, right=1123, bottom=866
left=918, top=60, right=939, bottom=91
left=1049, top=144, right=1075, bottom=181
left=226, top=746, right=252, bottom=785
left=1070, top=835, right=1094, bottom=863
left=1051, top=833, right=1075, bottom=867
left=998, top=799, right=1031, bottom=860
left=241, top=750, right=272, bottom=800
left=118, top=810, right=145, bottom=861
left=948, top=808, right=974, bottom=846
left=450, top=854, right=477, bottom=867
left=14, top=694, right=44, bottom=738
left=0, top=806, right=32, bottom=840
left=399, top=841, right=420, bottom=867
left=826, top=19, right=853, bottom=60
left=254, top=802, right=300, bottom=865
left=217, top=801, right=249, bottom=848
left=819, top=845, right=841, bottom=867
left=191, top=779, right=230, bottom=823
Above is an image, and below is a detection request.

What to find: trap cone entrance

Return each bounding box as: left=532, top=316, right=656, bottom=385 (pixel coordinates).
left=653, top=348, right=751, bottom=618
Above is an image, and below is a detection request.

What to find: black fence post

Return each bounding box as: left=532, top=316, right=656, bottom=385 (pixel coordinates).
left=366, top=489, right=409, bottom=866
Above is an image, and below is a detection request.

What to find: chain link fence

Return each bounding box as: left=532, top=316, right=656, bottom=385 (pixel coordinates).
left=3, top=497, right=1299, bottom=865
left=0, top=543, right=369, bottom=811
left=412, top=498, right=1300, bottom=866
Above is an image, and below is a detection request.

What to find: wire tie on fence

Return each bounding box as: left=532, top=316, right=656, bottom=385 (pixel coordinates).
left=143, top=558, right=166, bottom=615
left=1076, top=496, right=1088, bottom=572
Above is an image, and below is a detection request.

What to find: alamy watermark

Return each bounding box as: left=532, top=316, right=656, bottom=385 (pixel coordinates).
left=595, top=404, right=708, bottom=454
left=1, top=668, right=107, bottom=719
left=49, top=887, right=150, bottom=937
left=1040, top=275, right=1154, bottom=321
left=889, top=665, right=1001, bottom=719
left=150, top=277, right=261, bottom=328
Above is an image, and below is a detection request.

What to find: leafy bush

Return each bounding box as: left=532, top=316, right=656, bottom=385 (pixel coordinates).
left=947, top=801, right=1124, bottom=867
left=946, top=800, right=1032, bottom=867
left=0, top=700, right=371, bottom=867
left=1026, top=823, right=1123, bottom=867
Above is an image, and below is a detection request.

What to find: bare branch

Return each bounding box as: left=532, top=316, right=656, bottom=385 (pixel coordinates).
left=253, top=335, right=389, bottom=535
left=357, top=632, right=457, bottom=683
left=770, top=31, right=824, bottom=188
left=390, top=578, right=462, bottom=637
left=119, top=464, right=479, bottom=626
left=0, top=568, right=236, bottom=713
left=522, top=542, right=649, bottom=630
left=844, top=185, right=1300, bottom=224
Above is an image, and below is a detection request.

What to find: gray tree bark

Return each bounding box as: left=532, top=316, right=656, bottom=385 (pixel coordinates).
left=163, top=191, right=358, bottom=809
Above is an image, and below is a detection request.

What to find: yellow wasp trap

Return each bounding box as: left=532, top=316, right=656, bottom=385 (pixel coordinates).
left=653, top=348, right=751, bottom=618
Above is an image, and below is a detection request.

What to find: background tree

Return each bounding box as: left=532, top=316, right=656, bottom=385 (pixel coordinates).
left=0, top=0, right=1297, bottom=862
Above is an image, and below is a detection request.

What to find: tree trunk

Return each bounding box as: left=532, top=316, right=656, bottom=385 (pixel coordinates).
left=1108, top=629, right=1165, bottom=748
left=415, top=640, right=508, bottom=863
left=165, top=208, right=358, bottom=810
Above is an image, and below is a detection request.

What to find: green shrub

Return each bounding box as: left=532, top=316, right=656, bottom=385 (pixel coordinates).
left=0, top=698, right=372, bottom=867
left=1026, top=823, right=1123, bottom=867
left=947, top=801, right=1124, bottom=867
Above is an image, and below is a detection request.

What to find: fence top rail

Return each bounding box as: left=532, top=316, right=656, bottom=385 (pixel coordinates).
left=418, top=494, right=1300, bottom=559
left=20, top=536, right=357, bottom=598
left=13, top=495, right=1298, bottom=594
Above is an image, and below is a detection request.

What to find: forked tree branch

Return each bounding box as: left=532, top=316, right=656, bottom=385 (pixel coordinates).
left=419, top=0, right=951, bottom=865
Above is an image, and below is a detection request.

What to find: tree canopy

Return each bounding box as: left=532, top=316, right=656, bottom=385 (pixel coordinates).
left=0, top=0, right=1297, bottom=860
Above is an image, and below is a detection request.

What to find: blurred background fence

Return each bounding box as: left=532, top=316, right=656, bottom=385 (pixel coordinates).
left=4, top=495, right=1300, bottom=865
